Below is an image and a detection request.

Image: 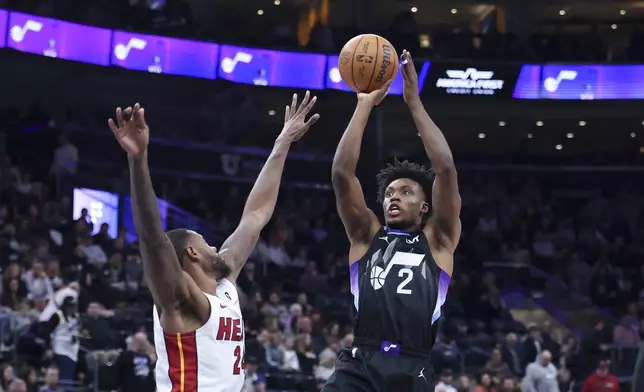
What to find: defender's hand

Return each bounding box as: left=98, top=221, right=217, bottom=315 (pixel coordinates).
left=357, top=79, right=393, bottom=107
left=400, top=50, right=420, bottom=104
left=278, top=91, right=320, bottom=143
left=108, top=103, right=149, bottom=157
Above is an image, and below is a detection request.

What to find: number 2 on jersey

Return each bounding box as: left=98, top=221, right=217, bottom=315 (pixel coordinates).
left=396, top=268, right=413, bottom=295
left=233, top=345, right=245, bottom=374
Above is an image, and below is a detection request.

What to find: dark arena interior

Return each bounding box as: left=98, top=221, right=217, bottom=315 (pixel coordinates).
left=0, top=0, right=643, bottom=391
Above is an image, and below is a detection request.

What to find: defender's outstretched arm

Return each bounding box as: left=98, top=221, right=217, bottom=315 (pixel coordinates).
left=109, top=105, right=207, bottom=319
left=220, top=92, right=319, bottom=281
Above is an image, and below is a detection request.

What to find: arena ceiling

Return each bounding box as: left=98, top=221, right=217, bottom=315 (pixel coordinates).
left=195, top=0, right=644, bottom=28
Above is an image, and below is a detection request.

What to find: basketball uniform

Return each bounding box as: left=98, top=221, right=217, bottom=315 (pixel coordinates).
left=323, top=227, right=451, bottom=392
left=153, top=278, right=245, bottom=392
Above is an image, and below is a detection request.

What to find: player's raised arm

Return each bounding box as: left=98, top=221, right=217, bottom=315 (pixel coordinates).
left=331, top=81, right=392, bottom=254
left=220, top=92, right=320, bottom=281
left=401, top=50, right=462, bottom=256
left=108, top=105, right=207, bottom=317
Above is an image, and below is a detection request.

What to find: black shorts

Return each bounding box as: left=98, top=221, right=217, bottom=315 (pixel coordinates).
left=322, top=346, right=434, bottom=392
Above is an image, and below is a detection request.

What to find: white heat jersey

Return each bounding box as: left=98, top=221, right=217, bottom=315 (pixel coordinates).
left=153, top=279, right=245, bottom=392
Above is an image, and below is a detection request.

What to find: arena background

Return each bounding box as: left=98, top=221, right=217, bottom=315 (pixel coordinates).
left=0, top=0, right=642, bottom=391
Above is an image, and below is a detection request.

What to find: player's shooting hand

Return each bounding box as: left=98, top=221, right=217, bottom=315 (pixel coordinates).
left=357, top=78, right=393, bottom=107
left=278, top=91, right=320, bottom=143
left=400, top=49, right=420, bottom=104
left=108, top=103, right=149, bottom=157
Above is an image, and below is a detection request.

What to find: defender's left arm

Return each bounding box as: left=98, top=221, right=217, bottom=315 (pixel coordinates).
left=401, top=51, right=461, bottom=255
left=220, top=92, right=319, bottom=282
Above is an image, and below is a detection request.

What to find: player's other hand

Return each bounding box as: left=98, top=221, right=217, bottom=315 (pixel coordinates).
left=278, top=91, right=320, bottom=144
left=357, top=78, right=393, bottom=107
left=108, top=103, right=149, bottom=157
left=400, top=49, right=420, bottom=104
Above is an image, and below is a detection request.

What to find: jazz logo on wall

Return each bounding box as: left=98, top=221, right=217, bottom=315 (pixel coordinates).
left=543, top=70, right=577, bottom=93
left=220, top=52, right=253, bottom=74
left=10, top=19, right=43, bottom=43
left=114, top=37, right=147, bottom=60
left=436, top=68, right=505, bottom=95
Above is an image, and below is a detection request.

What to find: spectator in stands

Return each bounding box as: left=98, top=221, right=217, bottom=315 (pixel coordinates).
left=295, top=333, right=316, bottom=375
left=474, top=373, right=494, bottom=392
left=40, top=366, right=64, bottom=392
left=501, top=333, right=523, bottom=376
left=24, top=260, right=54, bottom=301
left=298, top=261, right=326, bottom=294
left=0, top=364, right=17, bottom=390
left=523, top=326, right=544, bottom=368
left=613, top=315, right=641, bottom=345
left=265, top=331, right=285, bottom=370
left=281, top=337, right=300, bottom=372
left=39, top=283, right=79, bottom=323
left=7, top=378, right=27, bottom=392
left=521, top=350, right=559, bottom=392
left=314, top=340, right=337, bottom=384
left=42, top=296, right=80, bottom=381
left=91, top=223, right=112, bottom=249
left=17, top=366, right=37, bottom=392
left=243, top=356, right=266, bottom=392
left=435, top=369, right=457, bottom=392
left=1, top=278, right=27, bottom=310
left=499, top=377, right=517, bottom=392
left=484, top=348, right=511, bottom=384
left=456, top=375, right=473, bottom=392
left=581, top=360, right=620, bottom=392
left=112, top=332, right=155, bottom=392
left=49, top=133, right=78, bottom=195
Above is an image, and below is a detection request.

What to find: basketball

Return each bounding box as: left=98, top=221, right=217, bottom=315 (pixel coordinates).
left=338, top=34, right=399, bottom=93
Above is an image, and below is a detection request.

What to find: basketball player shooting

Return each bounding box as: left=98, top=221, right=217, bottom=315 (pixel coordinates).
left=108, top=92, right=319, bottom=392
left=323, top=50, right=461, bottom=392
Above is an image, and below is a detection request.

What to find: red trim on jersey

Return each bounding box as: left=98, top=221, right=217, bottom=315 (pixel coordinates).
left=164, top=331, right=198, bottom=392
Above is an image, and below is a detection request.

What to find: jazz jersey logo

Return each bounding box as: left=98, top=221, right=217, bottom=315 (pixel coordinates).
left=369, top=249, right=424, bottom=290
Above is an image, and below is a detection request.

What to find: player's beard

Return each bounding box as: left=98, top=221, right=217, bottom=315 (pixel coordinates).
left=210, top=260, right=232, bottom=280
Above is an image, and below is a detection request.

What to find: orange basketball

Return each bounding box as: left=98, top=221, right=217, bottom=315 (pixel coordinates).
left=338, top=34, right=399, bottom=93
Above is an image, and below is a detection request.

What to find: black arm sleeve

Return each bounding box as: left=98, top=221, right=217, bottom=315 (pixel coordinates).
left=41, top=313, right=61, bottom=344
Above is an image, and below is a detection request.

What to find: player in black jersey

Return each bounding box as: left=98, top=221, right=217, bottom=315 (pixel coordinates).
left=323, top=50, right=461, bottom=392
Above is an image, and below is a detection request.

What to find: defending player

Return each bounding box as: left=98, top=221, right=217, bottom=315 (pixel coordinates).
left=108, top=92, right=319, bottom=392
left=323, top=50, right=461, bottom=392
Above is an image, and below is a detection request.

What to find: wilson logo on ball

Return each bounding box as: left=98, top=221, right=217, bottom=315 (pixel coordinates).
left=374, top=44, right=393, bottom=83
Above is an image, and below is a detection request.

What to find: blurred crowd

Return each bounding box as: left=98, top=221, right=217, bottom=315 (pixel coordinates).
left=0, top=98, right=640, bottom=392
left=1, top=0, right=643, bottom=62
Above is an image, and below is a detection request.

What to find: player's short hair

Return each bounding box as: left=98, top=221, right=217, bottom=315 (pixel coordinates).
left=166, top=229, right=196, bottom=265
left=376, top=158, right=435, bottom=206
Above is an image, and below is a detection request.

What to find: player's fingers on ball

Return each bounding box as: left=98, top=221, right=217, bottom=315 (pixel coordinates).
left=139, top=108, right=146, bottom=121
left=284, top=105, right=290, bottom=122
